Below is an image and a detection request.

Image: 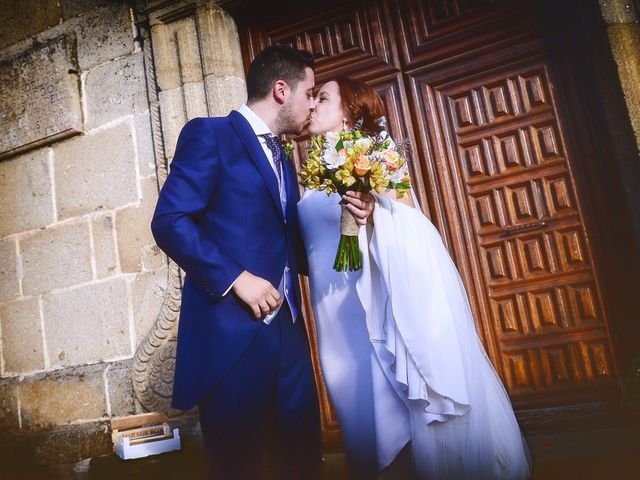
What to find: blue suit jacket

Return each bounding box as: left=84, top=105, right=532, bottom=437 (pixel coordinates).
left=151, top=111, right=306, bottom=410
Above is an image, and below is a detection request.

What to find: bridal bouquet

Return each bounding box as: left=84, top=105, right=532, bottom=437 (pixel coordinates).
left=299, top=122, right=411, bottom=271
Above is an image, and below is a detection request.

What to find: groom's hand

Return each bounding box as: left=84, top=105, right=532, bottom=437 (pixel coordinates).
left=232, top=271, right=281, bottom=319
left=343, top=191, right=375, bottom=225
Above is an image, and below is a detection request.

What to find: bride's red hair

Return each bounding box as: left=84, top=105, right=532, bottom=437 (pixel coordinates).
left=334, top=77, right=386, bottom=135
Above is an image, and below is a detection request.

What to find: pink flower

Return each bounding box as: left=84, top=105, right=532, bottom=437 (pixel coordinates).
left=384, top=150, right=400, bottom=172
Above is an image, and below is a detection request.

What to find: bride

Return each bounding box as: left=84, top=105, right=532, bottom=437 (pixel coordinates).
left=297, top=77, right=531, bottom=479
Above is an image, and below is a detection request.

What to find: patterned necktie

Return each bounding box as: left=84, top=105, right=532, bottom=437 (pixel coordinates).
left=260, top=134, right=283, bottom=182
left=260, top=133, right=282, bottom=180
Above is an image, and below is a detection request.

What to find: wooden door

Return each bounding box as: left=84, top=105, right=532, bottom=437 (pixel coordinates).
left=233, top=0, right=625, bottom=444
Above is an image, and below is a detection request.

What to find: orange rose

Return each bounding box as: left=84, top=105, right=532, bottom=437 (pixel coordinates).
left=354, top=155, right=371, bottom=176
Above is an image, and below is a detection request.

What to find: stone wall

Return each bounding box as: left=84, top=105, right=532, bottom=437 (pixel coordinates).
left=0, top=0, right=167, bottom=466
left=0, top=0, right=248, bottom=471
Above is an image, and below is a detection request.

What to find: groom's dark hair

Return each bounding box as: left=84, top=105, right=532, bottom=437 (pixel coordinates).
left=246, top=45, right=314, bottom=101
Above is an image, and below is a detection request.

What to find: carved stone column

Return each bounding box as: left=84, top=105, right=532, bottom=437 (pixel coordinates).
left=599, top=0, right=640, bottom=152
left=132, top=0, right=246, bottom=413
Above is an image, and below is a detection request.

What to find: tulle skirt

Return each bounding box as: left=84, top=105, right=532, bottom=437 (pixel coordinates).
left=361, top=195, right=531, bottom=479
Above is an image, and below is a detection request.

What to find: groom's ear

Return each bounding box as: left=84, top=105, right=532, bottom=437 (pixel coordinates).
left=273, top=79, right=288, bottom=105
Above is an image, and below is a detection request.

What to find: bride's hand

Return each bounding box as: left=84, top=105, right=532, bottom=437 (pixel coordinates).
left=343, top=191, right=375, bottom=225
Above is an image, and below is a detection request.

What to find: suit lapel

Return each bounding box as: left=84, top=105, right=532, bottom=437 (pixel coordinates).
left=283, top=155, right=298, bottom=225
left=228, top=111, right=283, bottom=221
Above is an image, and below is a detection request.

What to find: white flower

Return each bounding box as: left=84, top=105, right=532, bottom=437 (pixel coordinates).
left=354, top=137, right=374, bottom=150
left=322, top=145, right=346, bottom=169
left=388, top=168, right=405, bottom=184
left=325, top=131, right=341, bottom=147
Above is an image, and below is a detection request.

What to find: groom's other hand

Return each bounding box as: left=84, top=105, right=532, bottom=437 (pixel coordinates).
left=232, top=271, right=281, bottom=319
left=343, top=191, right=375, bottom=225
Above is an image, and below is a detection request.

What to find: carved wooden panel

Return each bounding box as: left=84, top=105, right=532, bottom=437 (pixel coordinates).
left=411, top=51, right=618, bottom=407
left=240, top=0, right=399, bottom=82
left=394, top=0, right=527, bottom=67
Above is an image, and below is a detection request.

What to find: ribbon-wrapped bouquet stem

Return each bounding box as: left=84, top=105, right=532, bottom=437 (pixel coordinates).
left=299, top=122, right=412, bottom=271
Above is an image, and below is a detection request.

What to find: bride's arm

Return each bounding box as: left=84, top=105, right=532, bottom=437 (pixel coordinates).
left=380, top=189, right=415, bottom=208
left=343, top=189, right=415, bottom=226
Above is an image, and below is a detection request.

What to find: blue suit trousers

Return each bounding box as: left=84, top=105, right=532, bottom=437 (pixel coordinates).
left=197, top=305, right=321, bottom=480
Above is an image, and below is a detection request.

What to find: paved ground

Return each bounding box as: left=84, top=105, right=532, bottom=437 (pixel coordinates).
left=85, top=425, right=640, bottom=479
left=4, top=425, right=640, bottom=479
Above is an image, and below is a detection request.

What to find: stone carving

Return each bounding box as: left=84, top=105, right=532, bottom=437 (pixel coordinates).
left=132, top=261, right=183, bottom=414
left=0, top=35, right=82, bottom=159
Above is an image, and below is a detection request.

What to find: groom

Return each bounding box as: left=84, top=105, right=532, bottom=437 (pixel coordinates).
left=151, top=46, right=320, bottom=479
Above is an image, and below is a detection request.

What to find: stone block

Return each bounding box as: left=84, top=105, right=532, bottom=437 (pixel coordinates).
left=159, top=88, right=187, bottom=161
left=106, top=359, right=135, bottom=416
left=0, top=419, right=112, bottom=469
left=607, top=24, right=640, bottom=151
left=0, top=148, right=54, bottom=237
left=35, top=421, right=111, bottom=465
left=0, top=298, right=44, bottom=374
left=142, top=244, right=166, bottom=271
left=0, top=0, right=61, bottom=50
left=134, top=112, right=157, bottom=177
left=150, top=24, right=179, bottom=91
left=43, top=278, right=131, bottom=367
left=131, top=267, right=167, bottom=342
left=199, top=7, right=245, bottom=79
left=70, top=3, right=135, bottom=70
left=92, top=213, right=117, bottom=279
left=0, top=381, right=19, bottom=434
left=183, top=81, right=209, bottom=119
left=19, top=364, right=106, bottom=429
left=0, top=239, right=19, bottom=302
left=53, top=120, right=138, bottom=219
left=0, top=35, right=83, bottom=158
left=204, top=74, right=246, bottom=116
left=151, top=18, right=202, bottom=92
left=174, top=18, right=205, bottom=84
left=116, top=175, right=159, bottom=273
left=84, top=52, right=147, bottom=130
left=599, top=0, right=638, bottom=24
left=60, top=0, right=115, bottom=20
left=20, top=220, right=92, bottom=296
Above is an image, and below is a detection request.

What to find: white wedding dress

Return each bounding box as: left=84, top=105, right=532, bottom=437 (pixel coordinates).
left=298, top=189, right=531, bottom=479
